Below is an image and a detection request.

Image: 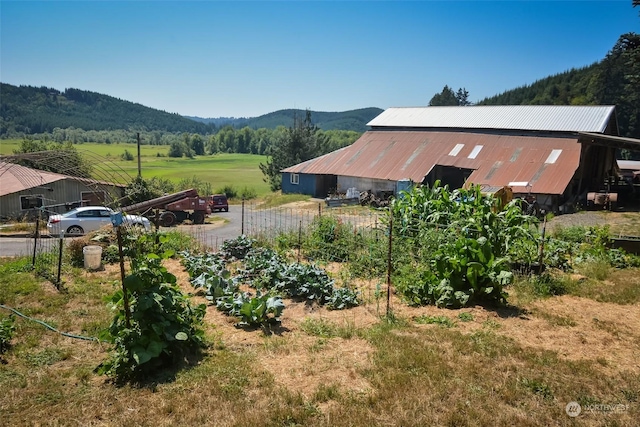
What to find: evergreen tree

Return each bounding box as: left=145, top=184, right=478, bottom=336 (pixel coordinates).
left=259, top=110, right=327, bottom=191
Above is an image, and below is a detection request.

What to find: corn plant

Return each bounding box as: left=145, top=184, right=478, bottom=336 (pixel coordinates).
left=391, top=181, right=537, bottom=308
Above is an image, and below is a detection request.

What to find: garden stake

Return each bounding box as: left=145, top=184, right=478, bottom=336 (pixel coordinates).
left=241, top=198, right=245, bottom=235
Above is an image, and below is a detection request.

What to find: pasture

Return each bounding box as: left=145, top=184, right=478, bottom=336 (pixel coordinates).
left=0, top=140, right=271, bottom=197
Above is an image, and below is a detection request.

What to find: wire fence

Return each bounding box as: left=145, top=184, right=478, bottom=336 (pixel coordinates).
left=181, top=201, right=385, bottom=253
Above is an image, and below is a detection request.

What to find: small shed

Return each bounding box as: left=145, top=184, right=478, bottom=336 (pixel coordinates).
left=0, top=161, right=126, bottom=220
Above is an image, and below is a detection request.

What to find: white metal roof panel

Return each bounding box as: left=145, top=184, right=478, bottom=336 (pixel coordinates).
left=367, top=105, right=616, bottom=133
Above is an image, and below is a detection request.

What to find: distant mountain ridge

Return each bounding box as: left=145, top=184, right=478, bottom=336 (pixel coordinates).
left=187, top=107, right=384, bottom=132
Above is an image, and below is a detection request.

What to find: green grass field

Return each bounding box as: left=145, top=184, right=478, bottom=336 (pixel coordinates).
left=0, top=139, right=272, bottom=197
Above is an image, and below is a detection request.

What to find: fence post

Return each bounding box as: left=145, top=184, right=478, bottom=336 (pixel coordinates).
left=318, top=202, right=322, bottom=218
left=297, top=220, right=302, bottom=263
left=386, top=212, right=393, bottom=317
left=56, top=236, right=64, bottom=290
left=241, top=198, right=245, bottom=235
left=32, top=212, right=40, bottom=268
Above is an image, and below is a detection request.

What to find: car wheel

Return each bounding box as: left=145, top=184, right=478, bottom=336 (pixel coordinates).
left=66, top=225, right=84, bottom=235
left=224, top=207, right=229, bottom=212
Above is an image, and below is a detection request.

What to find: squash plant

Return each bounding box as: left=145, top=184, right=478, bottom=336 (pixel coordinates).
left=97, top=253, right=206, bottom=382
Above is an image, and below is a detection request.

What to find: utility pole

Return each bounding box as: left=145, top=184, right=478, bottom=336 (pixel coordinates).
left=137, top=132, right=142, bottom=178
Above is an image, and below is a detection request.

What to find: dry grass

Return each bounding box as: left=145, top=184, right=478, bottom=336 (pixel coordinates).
left=1, top=256, right=639, bottom=426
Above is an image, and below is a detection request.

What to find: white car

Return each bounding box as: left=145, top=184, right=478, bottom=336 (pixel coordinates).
left=47, top=206, right=151, bottom=236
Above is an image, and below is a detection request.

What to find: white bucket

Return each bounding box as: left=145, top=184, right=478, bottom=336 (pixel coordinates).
left=83, top=245, right=102, bottom=270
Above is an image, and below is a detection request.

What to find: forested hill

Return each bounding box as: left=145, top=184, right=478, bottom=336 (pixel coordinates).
left=0, top=83, right=213, bottom=135
left=0, top=83, right=381, bottom=136
left=476, top=32, right=640, bottom=139
left=187, top=107, right=384, bottom=132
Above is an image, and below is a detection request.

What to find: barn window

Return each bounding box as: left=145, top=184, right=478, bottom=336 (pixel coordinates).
left=545, top=149, right=562, bottom=164
left=20, top=194, right=44, bottom=210
left=468, top=145, right=484, bottom=159
left=448, top=144, right=464, bottom=156
left=290, top=174, right=300, bottom=185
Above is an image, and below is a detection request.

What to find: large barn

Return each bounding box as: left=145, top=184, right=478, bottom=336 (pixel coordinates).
left=0, top=161, right=126, bottom=220
left=282, top=105, right=639, bottom=213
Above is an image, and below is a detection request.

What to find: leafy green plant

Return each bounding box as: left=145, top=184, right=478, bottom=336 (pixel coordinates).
left=414, top=315, right=456, bottom=328
left=0, top=315, right=16, bottom=353
left=221, top=235, right=256, bottom=260
left=216, top=291, right=284, bottom=327
left=457, top=312, right=474, bottom=322
left=326, top=287, right=360, bottom=310
left=97, top=253, right=206, bottom=382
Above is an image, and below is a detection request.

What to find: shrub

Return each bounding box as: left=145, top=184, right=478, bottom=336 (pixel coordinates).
left=240, top=186, right=258, bottom=200
left=121, top=149, right=134, bottom=161
left=216, top=185, right=238, bottom=199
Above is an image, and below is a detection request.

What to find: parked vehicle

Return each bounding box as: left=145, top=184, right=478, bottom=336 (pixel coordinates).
left=47, top=206, right=151, bottom=236
left=209, top=194, right=229, bottom=212
left=121, top=188, right=211, bottom=227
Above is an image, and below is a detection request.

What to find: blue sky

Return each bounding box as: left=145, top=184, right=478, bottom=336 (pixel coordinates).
left=1, top=1, right=638, bottom=118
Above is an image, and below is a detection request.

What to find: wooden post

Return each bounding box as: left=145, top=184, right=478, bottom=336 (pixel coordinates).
left=117, top=226, right=131, bottom=328
left=137, top=132, right=142, bottom=178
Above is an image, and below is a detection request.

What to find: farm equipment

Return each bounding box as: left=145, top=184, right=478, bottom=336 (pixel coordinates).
left=586, top=191, right=618, bottom=211
left=121, top=188, right=211, bottom=227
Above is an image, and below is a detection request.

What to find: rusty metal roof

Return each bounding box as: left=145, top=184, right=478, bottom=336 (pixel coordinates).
left=0, top=161, right=67, bottom=197
left=282, top=131, right=582, bottom=195
left=368, top=106, right=616, bottom=133
left=0, top=161, right=125, bottom=197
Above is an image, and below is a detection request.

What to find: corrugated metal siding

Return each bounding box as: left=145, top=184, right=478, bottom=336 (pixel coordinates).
left=282, top=131, right=581, bottom=195
left=367, top=106, right=616, bottom=134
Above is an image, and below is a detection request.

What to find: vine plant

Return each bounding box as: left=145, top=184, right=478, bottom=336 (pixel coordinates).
left=97, top=252, right=206, bottom=382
